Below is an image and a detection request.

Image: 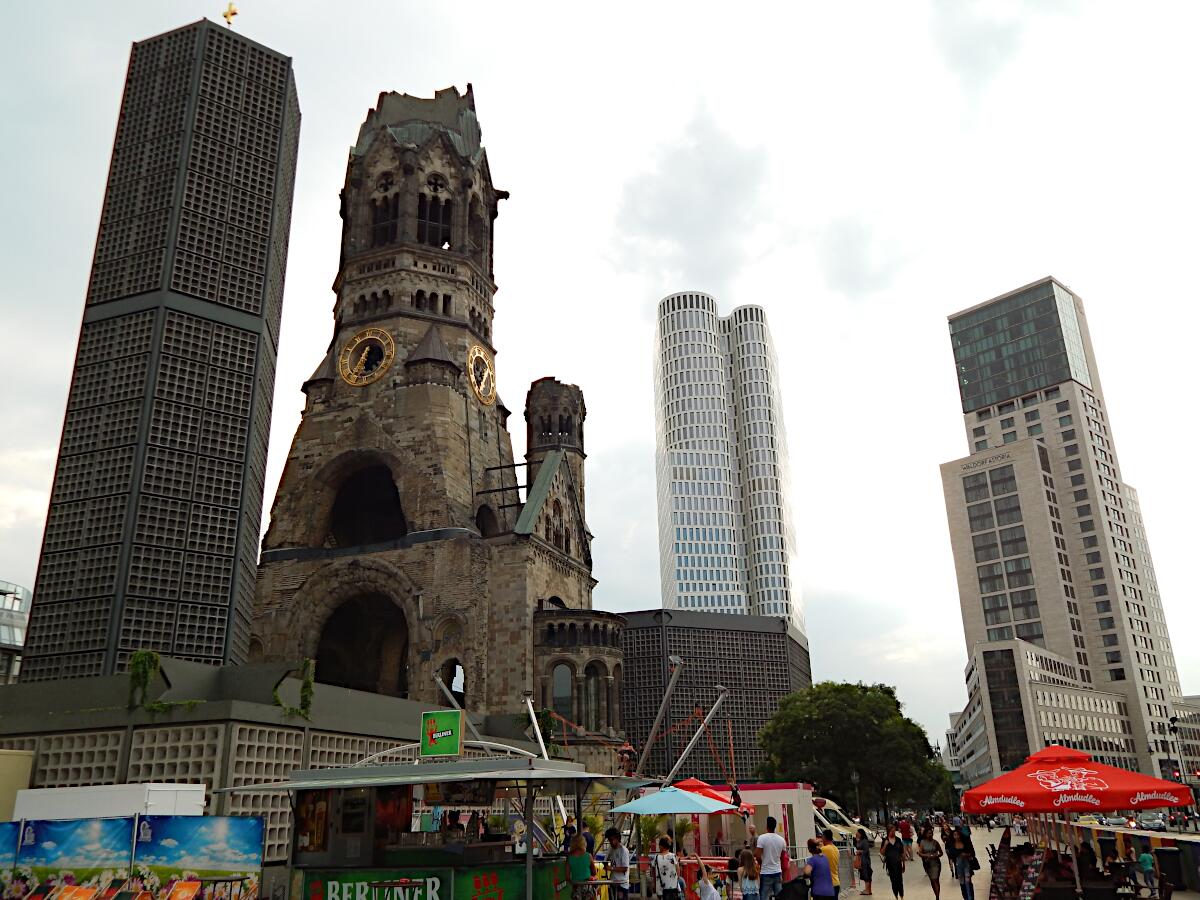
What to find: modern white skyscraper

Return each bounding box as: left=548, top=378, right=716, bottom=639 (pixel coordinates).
left=653, top=292, right=804, bottom=636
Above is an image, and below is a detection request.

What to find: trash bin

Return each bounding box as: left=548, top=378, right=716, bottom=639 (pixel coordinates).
left=1153, top=847, right=1183, bottom=891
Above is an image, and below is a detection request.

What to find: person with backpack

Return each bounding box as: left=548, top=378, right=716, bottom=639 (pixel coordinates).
left=652, top=836, right=682, bottom=900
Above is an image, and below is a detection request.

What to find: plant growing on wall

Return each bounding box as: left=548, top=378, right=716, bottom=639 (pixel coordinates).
left=273, top=658, right=315, bottom=719
left=126, top=650, right=204, bottom=715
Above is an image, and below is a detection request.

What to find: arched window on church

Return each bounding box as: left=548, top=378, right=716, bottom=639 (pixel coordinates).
left=475, top=504, right=500, bottom=538
left=329, top=466, right=408, bottom=548
left=551, top=500, right=565, bottom=551
left=468, top=196, right=485, bottom=265
left=371, top=193, right=399, bottom=247
left=439, top=658, right=466, bottom=707
left=414, top=290, right=426, bottom=311
left=583, top=662, right=603, bottom=731
left=552, top=664, right=573, bottom=722
left=442, top=294, right=453, bottom=316
left=417, top=193, right=453, bottom=249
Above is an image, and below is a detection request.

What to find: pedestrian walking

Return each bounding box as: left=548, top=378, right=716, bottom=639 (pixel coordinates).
left=568, top=833, right=596, bottom=900
left=917, top=824, right=944, bottom=900
left=898, top=818, right=914, bottom=861
left=805, top=838, right=837, bottom=900
left=854, top=828, right=873, bottom=896
left=880, top=825, right=906, bottom=899
left=820, top=830, right=841, bottom=896
left=756, top=816, right=788, bottom=900
left=652, top=836, right=682, bottom=900
left=950, top=831, right=976, bottom=900
left=739, top=849, right=762, bottom=900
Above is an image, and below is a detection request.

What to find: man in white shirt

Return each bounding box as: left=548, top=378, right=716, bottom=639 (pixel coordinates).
left=756, top=816, right=788, bottom=900
left=604, top=828, right=630, bottom=900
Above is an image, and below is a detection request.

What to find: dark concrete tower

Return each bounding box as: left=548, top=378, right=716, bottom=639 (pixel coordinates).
left=23, top=20, right=300, bottom=680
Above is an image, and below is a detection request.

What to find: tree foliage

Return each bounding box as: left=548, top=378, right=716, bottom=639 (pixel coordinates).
left=758, top=682, right=951, bottom=815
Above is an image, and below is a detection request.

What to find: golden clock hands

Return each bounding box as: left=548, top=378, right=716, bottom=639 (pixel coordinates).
left=353, top=347, right=369, bottom=375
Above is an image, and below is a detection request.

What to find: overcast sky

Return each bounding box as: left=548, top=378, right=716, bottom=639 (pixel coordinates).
left=2, top=1, right=1199, bottom=744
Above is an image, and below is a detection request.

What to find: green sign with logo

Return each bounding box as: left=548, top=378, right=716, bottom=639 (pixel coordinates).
left=421, top=709, right=464, bottom=757
left=302, top=861, right=571, bottom=900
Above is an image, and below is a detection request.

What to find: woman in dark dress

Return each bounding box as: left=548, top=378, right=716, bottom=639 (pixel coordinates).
left=855, top=828, right=874, bottom=896
left=880, top=824, right=906, bottom=899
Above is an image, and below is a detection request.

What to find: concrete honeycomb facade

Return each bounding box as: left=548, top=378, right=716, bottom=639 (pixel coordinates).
left=24, top=20, right=300, bottom=680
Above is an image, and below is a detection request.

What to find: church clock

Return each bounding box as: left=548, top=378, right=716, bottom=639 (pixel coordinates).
left=338, top=327, right=396, bottom=386
left=467, top=344, right=496, bottom=405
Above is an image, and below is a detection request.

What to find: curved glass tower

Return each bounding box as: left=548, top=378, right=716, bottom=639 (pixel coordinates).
left=653, top=292, right=804, bottom=635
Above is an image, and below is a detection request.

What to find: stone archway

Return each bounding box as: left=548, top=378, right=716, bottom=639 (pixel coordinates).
left=315, top=593, right=409, bottom=696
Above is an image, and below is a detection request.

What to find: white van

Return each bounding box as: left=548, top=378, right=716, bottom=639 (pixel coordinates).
left=815, top=798, right=874, bottom=845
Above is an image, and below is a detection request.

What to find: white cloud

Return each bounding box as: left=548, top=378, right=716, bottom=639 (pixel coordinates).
left=40, top=841, right=56, bottom=850
left=159, top=838, right=179, bottom=848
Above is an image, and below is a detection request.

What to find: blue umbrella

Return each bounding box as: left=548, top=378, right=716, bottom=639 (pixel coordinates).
left=610, top=786, right=737, bottom=815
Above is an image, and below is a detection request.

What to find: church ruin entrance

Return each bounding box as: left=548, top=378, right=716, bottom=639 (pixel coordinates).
left=315, top=593, right=408, bottom=696
left=329, top=465, right=408, bottom=548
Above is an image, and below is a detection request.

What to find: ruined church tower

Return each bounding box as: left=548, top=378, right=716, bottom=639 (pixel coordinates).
left=251, top=87, right=623, bottom=733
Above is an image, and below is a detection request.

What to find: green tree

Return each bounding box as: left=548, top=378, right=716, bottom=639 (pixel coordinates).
left=758, top=682, right=950, bottom=818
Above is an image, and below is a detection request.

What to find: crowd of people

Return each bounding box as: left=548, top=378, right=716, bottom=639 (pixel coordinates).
left=869, top=816, right=979, bottom=900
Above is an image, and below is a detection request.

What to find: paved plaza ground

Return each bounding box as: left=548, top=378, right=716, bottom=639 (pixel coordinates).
left=840, top=828, right=993, bottom=900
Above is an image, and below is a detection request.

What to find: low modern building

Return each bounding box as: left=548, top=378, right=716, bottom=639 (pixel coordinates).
left=620, top=608, right=809, bottom=784
left=0, top=581, right=30, bottom=684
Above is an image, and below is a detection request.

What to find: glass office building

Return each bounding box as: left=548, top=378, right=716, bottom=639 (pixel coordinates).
left=0, top=580, right=30, bottom=684
left=653, top=292, right=804, bottom=636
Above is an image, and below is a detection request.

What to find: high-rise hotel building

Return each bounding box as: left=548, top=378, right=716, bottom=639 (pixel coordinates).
left=653, top=292, right=805, bottom=640
left=941, top=277, right=1199, bottom=784
left=23, top=20, right=299, bottom=680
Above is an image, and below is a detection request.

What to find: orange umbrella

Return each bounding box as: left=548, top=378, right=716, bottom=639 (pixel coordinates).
left=674, top=778, right=755, bottom=815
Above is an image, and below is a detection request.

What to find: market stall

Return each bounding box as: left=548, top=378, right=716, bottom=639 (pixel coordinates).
left=229, top=754, right=649, bottom=900
left=962, top=745, right=1194, bottom=899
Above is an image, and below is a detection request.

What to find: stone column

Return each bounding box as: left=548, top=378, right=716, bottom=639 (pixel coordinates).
left=575, top=675, right=586, bottom=727
left=604, top=675, right=616, bottom=733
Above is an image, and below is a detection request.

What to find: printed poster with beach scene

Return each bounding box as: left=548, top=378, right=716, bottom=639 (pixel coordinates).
left=132, top=816, right=263, bottom=900
left=13, top=817, right=135, bottom=895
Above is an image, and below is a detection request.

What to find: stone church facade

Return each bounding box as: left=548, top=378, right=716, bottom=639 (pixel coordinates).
left=250, top=86, right=622, bottom=737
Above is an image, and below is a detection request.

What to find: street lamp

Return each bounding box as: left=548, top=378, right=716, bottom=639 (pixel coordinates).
left=851, top=770, right=862, bottom=823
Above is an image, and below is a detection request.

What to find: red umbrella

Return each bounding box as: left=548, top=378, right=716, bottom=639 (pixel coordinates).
left=674, top=778, right=756, bottom=815
left=962, top=745, right=1195, bottom=814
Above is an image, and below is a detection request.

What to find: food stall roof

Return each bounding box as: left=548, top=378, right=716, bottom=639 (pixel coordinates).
left=221, top=755, right=654, bottom=794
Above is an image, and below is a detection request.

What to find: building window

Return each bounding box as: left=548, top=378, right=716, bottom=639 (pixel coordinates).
left=974, top=440, right=988, bottom=451
left=989, top=465, right=1017, bottom=496
left=973, top=426, right=986, bottom=437
left=552, top=664, right=573, bottom=720
left=1027, top=424, right=1043, bottom=436
left=1055, top=400, right=1070, bottom=412
left=973, top=532, right=1000, bottom=562
left=1001, top=417, right=1015, bottom=429
left=963, top=473, right=989, bottom=502
left=994, top=495, right=1022, bottom=526
left=1108, top=668, right=1126, bottom=681
left=1024, top=410, right=1040, bottom=422
left=978, top=562, right=1006, bottom=594
left=1003, top=431, right=1017, bottom=444
left=968, top=502, right=995, bottom=532
left=1000, top=526, right=1027, bottom=556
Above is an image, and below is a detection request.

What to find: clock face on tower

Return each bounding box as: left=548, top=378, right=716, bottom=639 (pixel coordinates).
left=339, top=327, right=396, bottom=386
left=468, top=344, right=496, bottom=406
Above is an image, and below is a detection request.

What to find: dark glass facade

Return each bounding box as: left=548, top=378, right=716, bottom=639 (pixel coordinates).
left=950, top=279, right=1092, bottom=413
left=23, top=21, right=299, bottom=680
left=983, top=648, right=1030, bottom=771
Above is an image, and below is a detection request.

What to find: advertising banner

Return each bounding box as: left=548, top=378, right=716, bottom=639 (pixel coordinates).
left=14, top=817, right=135, bottom=894
left=420, top=711, right=463, bottom=758
left=0, top=821, right=18, bottom=894
left=132, top=816, right=263, bottom=900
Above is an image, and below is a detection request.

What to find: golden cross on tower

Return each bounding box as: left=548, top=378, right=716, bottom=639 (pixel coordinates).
left=222, top=2, right=238, bottom=27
